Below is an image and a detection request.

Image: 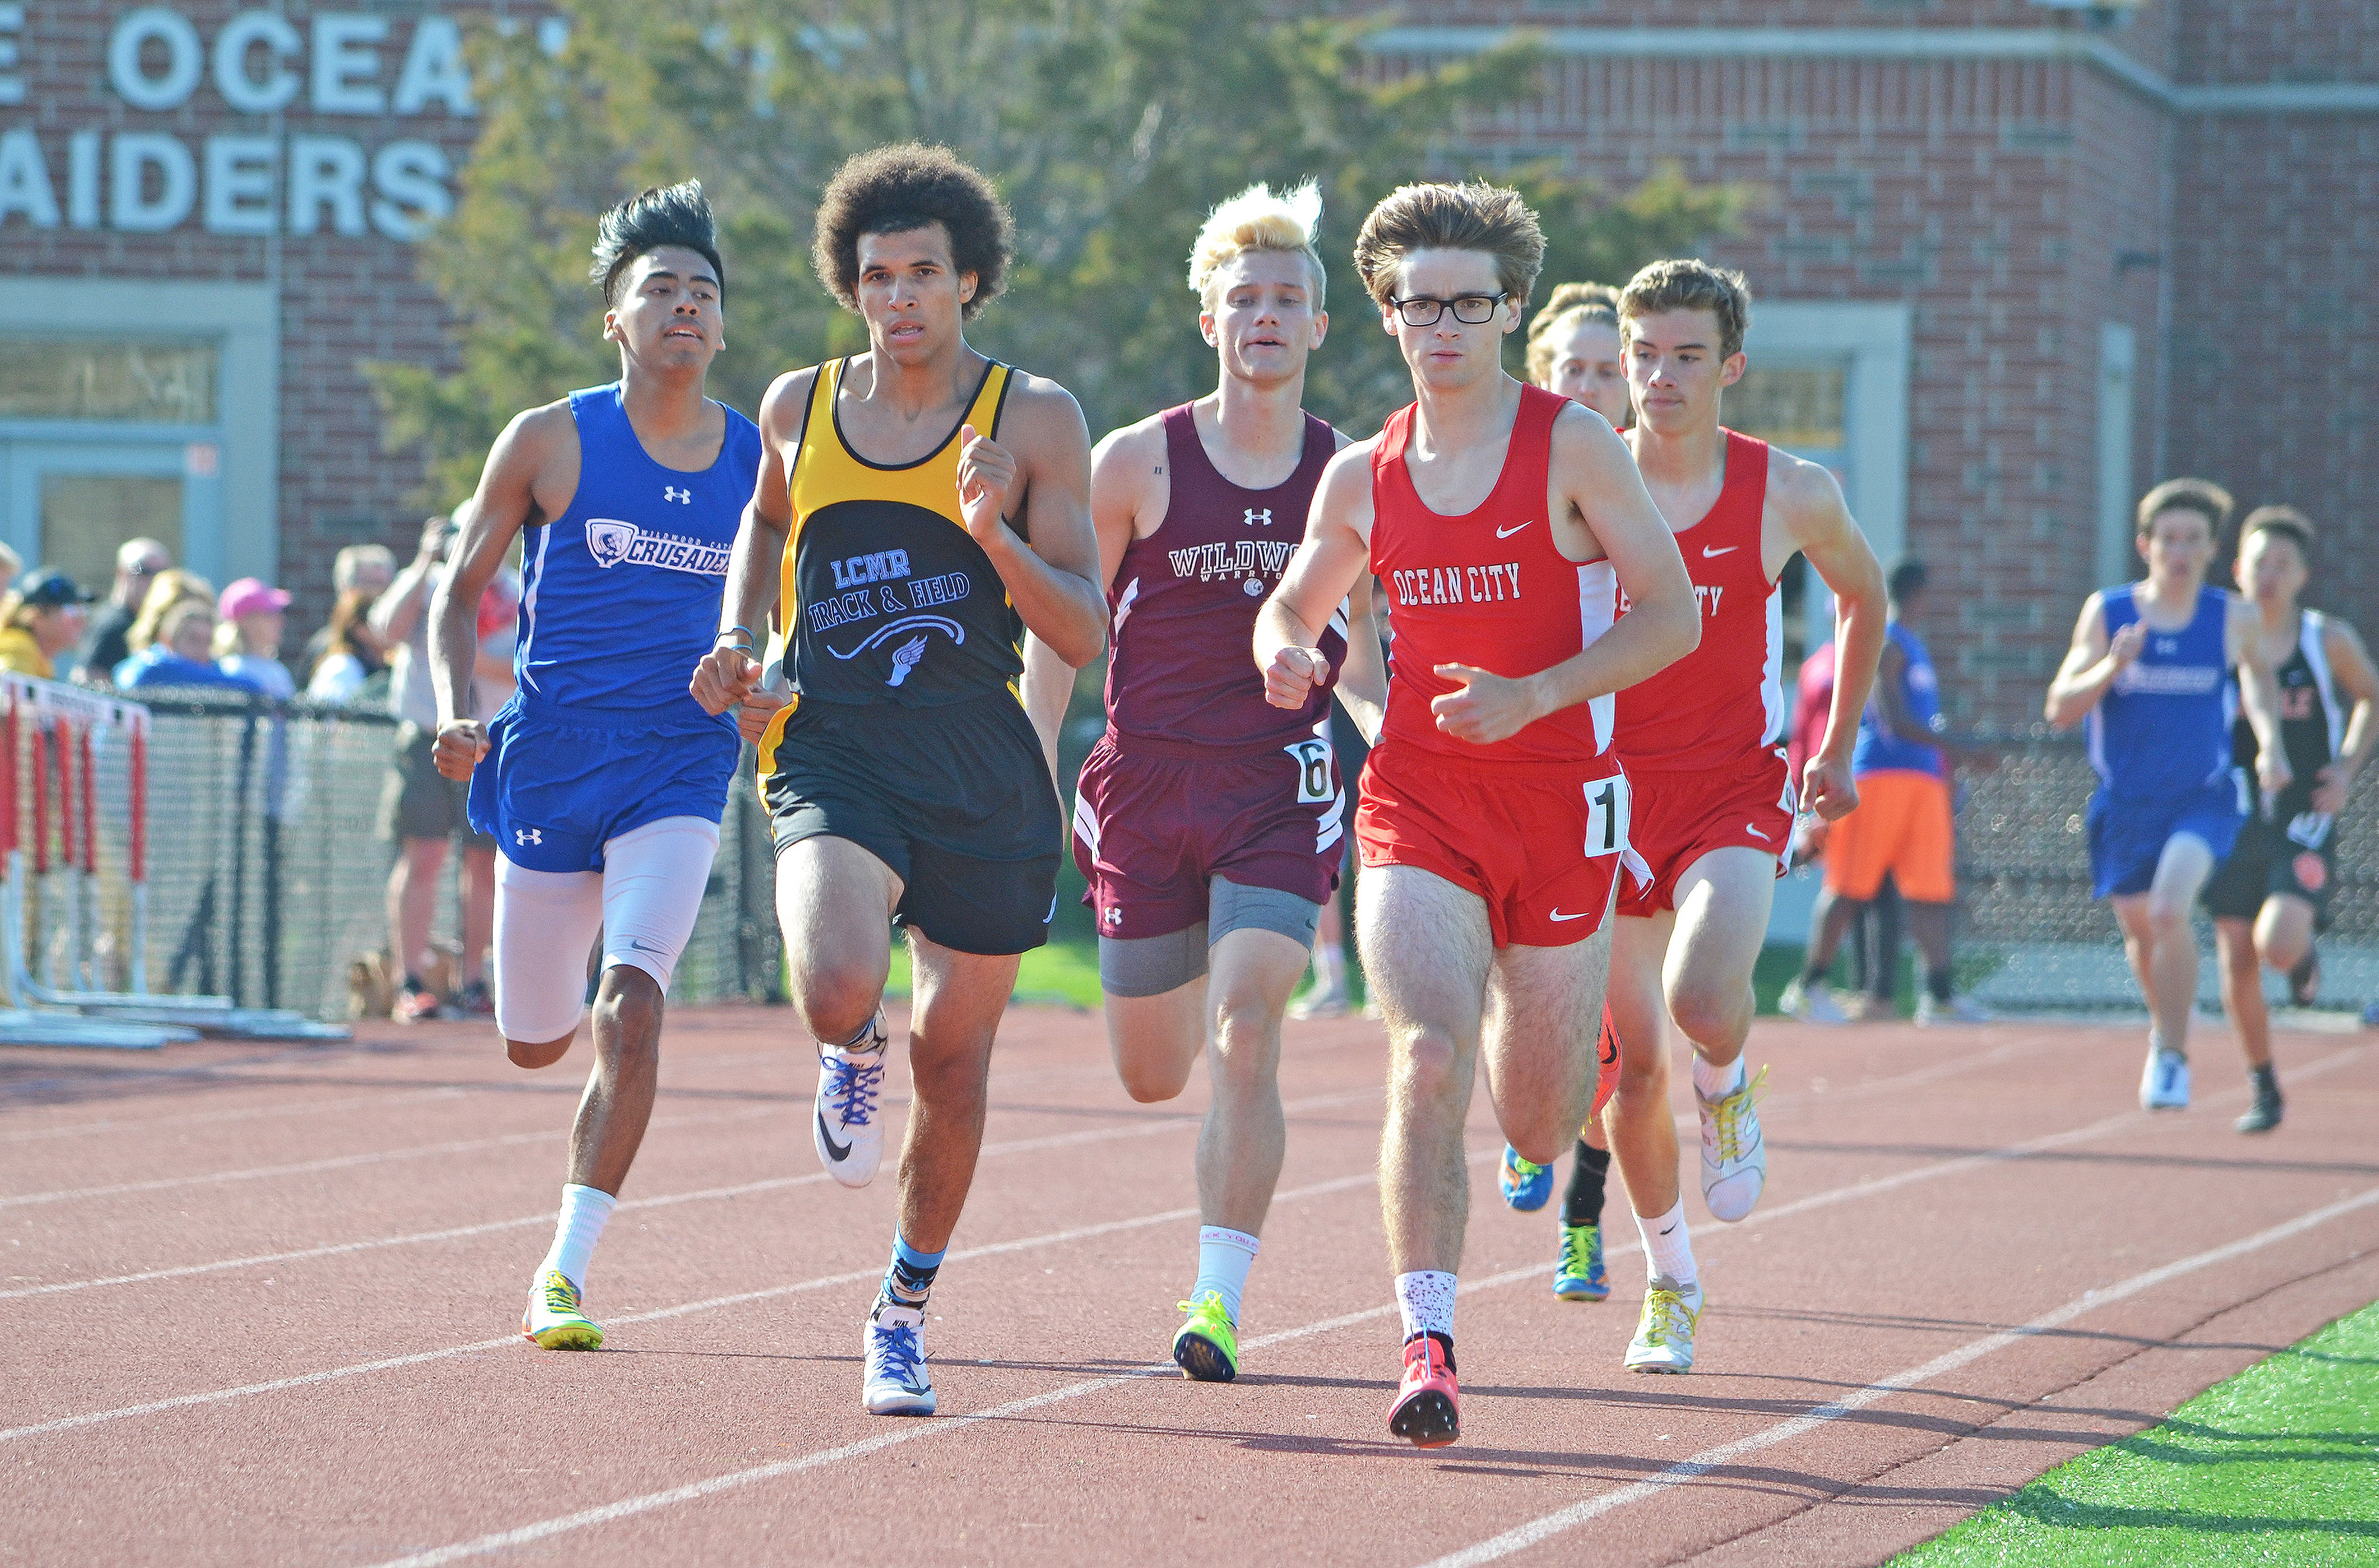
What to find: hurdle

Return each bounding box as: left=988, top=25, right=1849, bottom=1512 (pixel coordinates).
left=0, top=674, right=345, bottom=1045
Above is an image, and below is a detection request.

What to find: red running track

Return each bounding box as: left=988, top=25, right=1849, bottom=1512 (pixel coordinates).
left=3, top=1006, right=2375, bottom=1565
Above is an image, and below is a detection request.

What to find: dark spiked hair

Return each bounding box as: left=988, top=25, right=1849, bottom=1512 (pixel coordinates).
left=813, top=144, right=1012, bottom=321
left=590, top=181, right=724, bottom=305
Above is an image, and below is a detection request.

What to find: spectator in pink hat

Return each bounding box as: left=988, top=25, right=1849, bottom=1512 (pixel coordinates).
left=215, top=577, right=296, bottom=700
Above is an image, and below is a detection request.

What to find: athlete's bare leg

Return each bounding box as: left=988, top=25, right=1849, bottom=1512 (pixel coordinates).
left=2215, top=916, right=2273, bottom=1071
left=1360, top=865, right=1492, bottom=1275
left=1663, top=847, right=1778, bottom=1069
left=563, top=965, right=664, bottom=1193
left=2253, top=892, right=2317, bottom=975
left=776, top=834, right=900, bottom=1043
left=896, top=930, right=1022, bottom=1253
left=1603, top=913, right=1680, bottom=1220
left=1107, top=928, right=1307, bottom=1233
left=2110, top=832, right=2216, bottom=1052
left=1480, top=933, right=1612, bottom=1165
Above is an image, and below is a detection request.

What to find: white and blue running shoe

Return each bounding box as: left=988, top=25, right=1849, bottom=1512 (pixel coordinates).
left=2140, top=1046, right=2190, bottom=1111
left=814, top=1012, right=889, bottom=1187
left=862, top=1298, right=936, bottom=1416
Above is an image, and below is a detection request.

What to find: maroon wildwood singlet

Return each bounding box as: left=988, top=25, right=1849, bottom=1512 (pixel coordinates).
left=1103, top=403, right=1345, bottom=750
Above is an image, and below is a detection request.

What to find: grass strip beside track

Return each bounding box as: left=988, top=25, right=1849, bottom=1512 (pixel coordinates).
left=1893, top=1297, right=2379, bottom=1566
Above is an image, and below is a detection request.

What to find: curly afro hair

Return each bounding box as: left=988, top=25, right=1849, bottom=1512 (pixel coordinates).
left=813, top=144, right=1013, bottom=321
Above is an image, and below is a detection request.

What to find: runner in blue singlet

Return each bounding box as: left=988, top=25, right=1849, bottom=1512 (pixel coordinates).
left=428, top=182, right=761, bottom=1352
left=2047, top=477, right=2287, bottom=1114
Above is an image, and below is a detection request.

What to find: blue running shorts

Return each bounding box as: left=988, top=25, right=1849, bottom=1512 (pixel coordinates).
left=2084, top=773, right=2247, bottom=899
left=468, top=692, right=739, bottom=873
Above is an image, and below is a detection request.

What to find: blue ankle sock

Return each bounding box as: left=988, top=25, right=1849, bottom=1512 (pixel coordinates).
left=884, top=1231, right=945, bottom=1307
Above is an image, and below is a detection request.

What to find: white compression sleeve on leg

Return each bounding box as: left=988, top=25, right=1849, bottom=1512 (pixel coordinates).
left=493, top=855, right=606, bottom=1043
left=599, top=816, right=721, bottom=994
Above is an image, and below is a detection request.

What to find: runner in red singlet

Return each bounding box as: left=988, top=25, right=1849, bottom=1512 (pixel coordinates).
left=1256, top=182, right=1698, bottom=1447
left=1582, top=261, right=1886, bottom=1376
left=1026, top=183, right=1385, bottom=1385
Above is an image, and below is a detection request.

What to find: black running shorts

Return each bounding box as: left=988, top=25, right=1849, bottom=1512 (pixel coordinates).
left=763, top=692, right=1060, bottom=956
left=2201, top=811, right=2338, bottom=930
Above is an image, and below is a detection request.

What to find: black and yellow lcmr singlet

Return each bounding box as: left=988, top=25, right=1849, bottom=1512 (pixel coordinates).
left=757, top=354, right=1060, bottom=957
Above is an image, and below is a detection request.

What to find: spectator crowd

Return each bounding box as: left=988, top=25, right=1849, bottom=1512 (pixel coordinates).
left=0, top=523, right=522, bottom=1025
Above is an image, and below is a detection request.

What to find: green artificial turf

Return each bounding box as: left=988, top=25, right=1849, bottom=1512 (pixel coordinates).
left=1895, top=1298, right=2379, bottom=1565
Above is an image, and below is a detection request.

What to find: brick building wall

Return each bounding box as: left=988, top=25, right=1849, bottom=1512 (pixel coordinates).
left=2, top=1, right=490, bottom=643
left=1364, top=0, right=2375, bottom=723
left=2167, top=1, right=2378, bottom=653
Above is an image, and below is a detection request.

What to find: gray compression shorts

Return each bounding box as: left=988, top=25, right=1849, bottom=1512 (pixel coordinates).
left=1097, top=875, right=1323, bottom=999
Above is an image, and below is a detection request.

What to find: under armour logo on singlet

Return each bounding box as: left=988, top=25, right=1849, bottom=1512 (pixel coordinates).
left=516, top=828, right=542, bottom=846
left=1244, top=508, right=1274, bottom=527
left=663, top=486, right=692, bottom=504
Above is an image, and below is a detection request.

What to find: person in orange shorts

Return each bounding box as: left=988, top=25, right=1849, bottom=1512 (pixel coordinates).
left=1784, top=560, right=1991, bottom=1024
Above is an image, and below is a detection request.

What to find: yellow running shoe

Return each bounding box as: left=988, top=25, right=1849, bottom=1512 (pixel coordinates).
left=521, top=1269, right=604, bottom=1351
left=1172, top=1291, right=1239, bottom=1383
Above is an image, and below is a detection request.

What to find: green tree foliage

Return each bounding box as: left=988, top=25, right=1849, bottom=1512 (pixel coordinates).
left=373, top=1, right=1742, bottom=504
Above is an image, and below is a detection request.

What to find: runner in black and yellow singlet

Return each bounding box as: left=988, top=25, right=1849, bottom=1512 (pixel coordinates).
left=755, top=352, right=1061, bottom=954
left=691, top=145, right=1106, bottom=1421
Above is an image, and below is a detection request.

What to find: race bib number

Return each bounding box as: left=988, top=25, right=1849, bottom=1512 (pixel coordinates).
left=1284, top=737, right=1335, bottom=804
left=2286, top=810, right=2335, bottom=850
left=1582, top=773, right=1633, bottom=859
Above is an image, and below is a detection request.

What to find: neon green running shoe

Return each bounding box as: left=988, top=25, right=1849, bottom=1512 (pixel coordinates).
left=521, top=1269, right=603, bottom=1351
left=1172, top=1291, right=1239, bottom=1383
left=1553, top=1221, right=1610, bottom=1301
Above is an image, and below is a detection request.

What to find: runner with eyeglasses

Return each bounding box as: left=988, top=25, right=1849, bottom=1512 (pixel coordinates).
left=1258, top=183, right=1698, bottom=1446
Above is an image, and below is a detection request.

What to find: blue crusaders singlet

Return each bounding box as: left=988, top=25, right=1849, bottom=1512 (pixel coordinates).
left=517, top=384, right=763, bottom=713
left=2088, top=584, right=2234, bottom=801
left=469, top=384, right=762, bottom=873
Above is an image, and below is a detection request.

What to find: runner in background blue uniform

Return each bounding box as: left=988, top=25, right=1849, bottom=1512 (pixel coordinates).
left=429, top=183, right=762, bottom=1351
left=2047, top=478, right=2287, bottom=1113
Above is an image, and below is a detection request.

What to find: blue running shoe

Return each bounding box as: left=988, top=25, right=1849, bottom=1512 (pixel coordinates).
left=1553, top=1221, right=1609, bottom=1302
left=1499, top=1145, right=1553, bottom=1211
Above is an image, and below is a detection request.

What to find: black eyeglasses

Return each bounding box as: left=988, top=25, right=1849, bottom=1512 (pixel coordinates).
left=1387, top=292, right=1510, bottom=326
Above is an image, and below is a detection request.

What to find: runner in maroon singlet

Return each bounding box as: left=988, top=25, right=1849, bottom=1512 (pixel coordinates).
left=1027, top=182, right=1385, bottom=1384
left=1256, top=182, right=1697, bottom=1446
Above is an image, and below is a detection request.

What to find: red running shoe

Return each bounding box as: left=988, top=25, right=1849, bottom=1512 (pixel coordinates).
left=1388, top=1333, right=1460, bottom=1448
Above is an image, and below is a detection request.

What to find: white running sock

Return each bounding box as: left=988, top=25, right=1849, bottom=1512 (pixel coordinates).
left=1191, top=1225, right=1261, bottom=1323
left=538, top=1184, right=616, bottom=1289
left=1691, top=1052, right=1743, bottom=1100
left=1394, top=1270, right=1458, bottom=1341
left=1636, top=1199, right=1698, bottom=1288
left=1311, top=944, right=1344, bottom=996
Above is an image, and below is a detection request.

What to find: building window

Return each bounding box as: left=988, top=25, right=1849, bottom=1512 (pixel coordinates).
left=0, top=339, right=220, bottom=425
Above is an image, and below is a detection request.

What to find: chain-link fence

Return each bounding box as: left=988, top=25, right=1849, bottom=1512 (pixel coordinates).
left=1954, top=730, right=2379, bottom=1012
left=50, top=690, right=779, bottom=1022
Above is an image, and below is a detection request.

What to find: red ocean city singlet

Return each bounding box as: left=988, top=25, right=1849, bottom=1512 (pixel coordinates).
left=1104, top=404, right=1342, bottom=749
left=1371, top=383, right=1617, bottom=765
left=1612, top=428, right=1782, bottom=771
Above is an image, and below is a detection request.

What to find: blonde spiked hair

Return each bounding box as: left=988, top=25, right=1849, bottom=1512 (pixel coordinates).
left=1188, top=180, right=1327, bottom=307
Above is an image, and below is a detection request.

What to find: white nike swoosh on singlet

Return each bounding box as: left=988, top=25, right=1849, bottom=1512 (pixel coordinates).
left=1495, top=521, right=1532, bottom=538
left=1745, top=825, right=1770, bottom=841
left=1702, top=544, right=1739, bottom=557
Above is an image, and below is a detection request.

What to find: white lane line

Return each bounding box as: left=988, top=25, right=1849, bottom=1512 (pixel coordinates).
left=0, top=1168, right=1383, bottom=1447
left=1415, top=1180, right=2379, bottom=1568
left=0, top=1088, right=1372, bottom=1300
left=0, top=1105, right=785, bottom=1210
left=0, top=1043, right=799, bottom=1147
left=349, top=1039, right=2379, bottom=1567
left=0, top=1087, right=471, bottom=1147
